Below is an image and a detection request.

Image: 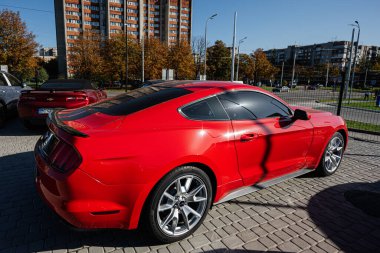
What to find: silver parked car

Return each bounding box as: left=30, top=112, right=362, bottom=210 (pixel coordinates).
left=0, top=71, right=30, bottom=127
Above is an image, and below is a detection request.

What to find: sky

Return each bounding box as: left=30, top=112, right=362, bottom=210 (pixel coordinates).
left=1, top=0, right=380, bottom=53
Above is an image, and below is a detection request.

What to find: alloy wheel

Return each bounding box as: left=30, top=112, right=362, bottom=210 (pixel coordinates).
left=156, top=175, right=208, bottom=236
left=324, top=136, right=344, bottom=173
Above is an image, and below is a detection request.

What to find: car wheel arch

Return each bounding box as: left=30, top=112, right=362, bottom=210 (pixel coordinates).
left=136, top=162, right=218, bottom=230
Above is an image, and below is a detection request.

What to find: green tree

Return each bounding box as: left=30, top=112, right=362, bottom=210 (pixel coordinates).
left=237, top=53, right=255, bottom=80
left=0, top=10, right=38, bottom=80
left=38, top=67, right=49, bottom=82
left=207, top=40, right=231, bottom=80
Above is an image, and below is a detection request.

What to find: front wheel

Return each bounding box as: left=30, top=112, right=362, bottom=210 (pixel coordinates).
left=317, top=132, right=345, bottom=176
left=146, top=166, right=212, bottom=243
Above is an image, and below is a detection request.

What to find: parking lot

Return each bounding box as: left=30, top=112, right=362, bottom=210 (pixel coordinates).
left=0, top=117, right=380, bottom=253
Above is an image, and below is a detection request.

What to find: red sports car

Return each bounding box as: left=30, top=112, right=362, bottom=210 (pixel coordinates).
left=34, top=81, right=347, bottom=242
left=18, top=79, right=107, bottom=128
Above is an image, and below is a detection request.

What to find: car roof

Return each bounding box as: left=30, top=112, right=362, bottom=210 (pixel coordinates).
left=153, top=80, right=261, bottom=92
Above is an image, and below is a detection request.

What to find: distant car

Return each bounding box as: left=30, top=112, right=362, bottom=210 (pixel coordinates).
left=272, top=86, right=290, bottom=93
left=0, top=71, right=30, bottom=127
left=18, top=79, right=107, bottom=128
left=307, top=85, right=318, bottom=90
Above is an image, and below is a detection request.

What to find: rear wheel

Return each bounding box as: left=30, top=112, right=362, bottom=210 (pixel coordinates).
left=0, top=104, right=6, bottom=128
left=146, top=166, right=212, bottom=243
left=317, top=132, right=344, bottom=176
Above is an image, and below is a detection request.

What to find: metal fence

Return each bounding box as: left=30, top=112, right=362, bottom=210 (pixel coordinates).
left=267, top=84, right=380, bottom=142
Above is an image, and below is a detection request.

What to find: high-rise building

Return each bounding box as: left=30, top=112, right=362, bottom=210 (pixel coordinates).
left=54, top=0, right=193, bottom=77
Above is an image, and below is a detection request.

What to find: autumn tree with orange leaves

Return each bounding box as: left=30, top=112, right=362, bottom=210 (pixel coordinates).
left=0, top=10, right=38, bottom=80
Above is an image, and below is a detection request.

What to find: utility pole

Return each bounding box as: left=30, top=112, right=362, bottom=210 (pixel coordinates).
left=325, top=61, right=330, bottom=87
left=349, top=21, right=360, bottom=103
left=343, top=28, right=355, bottom=99
left=280, top=61, right=284, bottom=86
left=141, top=31, right=144, bottom=82
left=204, top=14, right=217, bottom=80
left=364, top=68, right=368, bottom=87
left=236, top=36, right=247, bottom=81
left=291, top=46, right=297, bottom=88
left=231, top=12, right=237, bottom=82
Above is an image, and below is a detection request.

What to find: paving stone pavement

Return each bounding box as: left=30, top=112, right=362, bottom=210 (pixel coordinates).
left=1, top=118, right=380, bottom=253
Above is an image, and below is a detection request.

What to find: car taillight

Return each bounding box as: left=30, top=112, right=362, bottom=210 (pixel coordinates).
left=40, top=131, right=82, bottom=173
left=66, top=96, right=88, bottom=102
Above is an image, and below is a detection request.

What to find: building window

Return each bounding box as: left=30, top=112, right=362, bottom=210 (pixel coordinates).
left=169, top=18, right=178, bottom=22
left=169, top=36, right=176, bottom=40
left=181, top=7, right=190, bottom=11
left=110, top=22, right=123, bottom=27
left=110, top=0, right=123, bottom=3
left=110, top=6, right=123, bottom=11
left=66, top=11, right=81, bottom=16
left=67, top=27, right=82, bottom=32
left=110, top=14, right=123, bottom=19
left=170, top=12, right=177, bottom=15
left=127, top=23, right=138, bottom=28
left=68, top=35, right=78, bottom=39
left=67, top=19, right=82, bottom=24
left=65, top=3, right=81, bottom=8
left=128, top=16, right=138, bottom=20
left=170, top=30, right=177, bottom=34
left=128, top=9, right=138, bottom=13
left=85, top=13, right=100, bottom=18
left=127, top=1, right=138, bottom=6
left=85, top=21, right=100, bottom=26
left=127, top=31, right=139, bottom=35
left=84, top=5, right=100, bottom=10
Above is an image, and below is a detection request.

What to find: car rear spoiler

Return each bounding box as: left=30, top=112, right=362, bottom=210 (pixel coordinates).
left=21, top=89, right=86, bottom=93
left=47, top=111, right=88, bottom=138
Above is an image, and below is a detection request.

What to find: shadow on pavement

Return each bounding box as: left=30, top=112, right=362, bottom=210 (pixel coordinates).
left=0, top=117, right=46, bottom=137
left=308, top=181, right=380, bottom=253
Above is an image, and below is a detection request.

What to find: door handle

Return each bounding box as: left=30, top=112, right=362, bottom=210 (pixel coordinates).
left=240, top=133, right=257, bottom=142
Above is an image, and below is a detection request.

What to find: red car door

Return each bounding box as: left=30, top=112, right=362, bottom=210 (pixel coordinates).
left=218, top=91, right=313, bottom=186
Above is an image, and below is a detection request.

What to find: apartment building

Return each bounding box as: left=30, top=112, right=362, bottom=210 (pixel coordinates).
left=264, top=41, right=380, bottom=70
left=54, top=0, right=192, bottom=77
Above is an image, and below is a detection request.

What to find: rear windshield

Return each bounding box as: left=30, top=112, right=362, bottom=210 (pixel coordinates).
left=58, top=86, right=192, bottom=121
left=40, top=81, right=92, bottom=90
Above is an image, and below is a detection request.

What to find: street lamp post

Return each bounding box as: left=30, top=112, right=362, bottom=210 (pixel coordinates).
left=343, top=27, right=355, bottom=100
left=236, top=36, right=247, bottom=81
left=349, top=21, right=360, bottom=103
left=280, top=61, right=284, bottom=86
left=291, top=46, right=297, bottom=89
left=231, top=12, right=237, bottom=82
left=141, top=31, right=144, bottom=82
left=204, top=13, right=217, bottom=80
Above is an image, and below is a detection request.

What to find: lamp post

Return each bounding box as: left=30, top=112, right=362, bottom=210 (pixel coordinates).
left=280, top=61, right=284, bottom=86
left=231, top=12, right=237, bottom=82
left=343, top=27, right=355, bottom=100
left=348, top=21, right=360, bottom=103
left=236, top=36, right=247, bottom=81
left=141, top=31, right=144, bottom=83
left=204, top=13, right=217, bottom=80
left=125, top=23, right=129, bottom=89
left=291, top=45, right=298, bottom=89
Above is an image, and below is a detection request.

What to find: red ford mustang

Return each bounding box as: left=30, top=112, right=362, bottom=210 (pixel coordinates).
left=34, top=81, right=347, bottom=242
left=18, top=79, right=107, bottom=128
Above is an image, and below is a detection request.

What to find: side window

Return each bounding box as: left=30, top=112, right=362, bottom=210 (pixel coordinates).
left=5, top=74, right=21, bottom=86
left=181, top=96, right=229, bottom=120
left=0, top=74, right=8, bottom=86
left=218, top=94, right=256, bottom=120
left=218, top=91, right=291, bottom=120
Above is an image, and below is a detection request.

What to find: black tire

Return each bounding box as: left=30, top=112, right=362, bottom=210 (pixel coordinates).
left=145, top=166, right=212, bottom=243
left=317, top=132, right=345, bottom=176
left=0, top=104, right=6, bottom=128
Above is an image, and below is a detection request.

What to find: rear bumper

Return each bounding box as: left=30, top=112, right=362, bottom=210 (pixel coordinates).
left=34, top=139, right=133, bottom=229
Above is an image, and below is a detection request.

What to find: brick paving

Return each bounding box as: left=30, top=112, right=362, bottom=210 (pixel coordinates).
left=0, top=118, right=379, bottom=253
